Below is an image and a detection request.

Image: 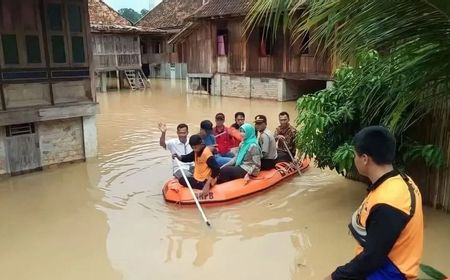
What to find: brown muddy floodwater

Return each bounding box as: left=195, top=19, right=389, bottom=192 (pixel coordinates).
left=0, top=79, right=449, bottom=280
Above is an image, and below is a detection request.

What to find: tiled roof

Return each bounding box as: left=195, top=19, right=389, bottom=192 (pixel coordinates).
left=191, top=0, right=251, bottom=18
left=88, top=0, right=132, bottom=27
left=136, top=0, right=203, bottom=30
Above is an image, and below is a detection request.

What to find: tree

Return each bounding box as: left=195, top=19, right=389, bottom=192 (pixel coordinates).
left=141, top=9, right=149, bottom=17
left=118, top=8, right=141, bottom=24
left=245, top=0, right=450, bottom=175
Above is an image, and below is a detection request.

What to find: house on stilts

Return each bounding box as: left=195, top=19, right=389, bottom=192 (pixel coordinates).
left=135, top=0, right=203, bottom=80
left=0, top=0, right=97, bottom=175
left=88, top=0, right=149, bottom=91
left=170, top=0, right=332, bottom=101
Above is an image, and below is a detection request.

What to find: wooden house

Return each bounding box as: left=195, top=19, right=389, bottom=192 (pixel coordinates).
left=0, top=0, right=97, bottom=175
left=89, top=0, right=149, bottom=91
left=170, top=0, right=332, bottom=101
left=135, top=0, right=203, bottom=80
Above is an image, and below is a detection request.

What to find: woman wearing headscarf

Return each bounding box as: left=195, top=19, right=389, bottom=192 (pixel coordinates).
left=217, top=123, right=262, bottom=183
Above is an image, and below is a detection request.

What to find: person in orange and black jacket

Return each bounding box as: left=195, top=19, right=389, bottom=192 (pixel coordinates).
left=173, top=135, right=220, bottom=197
left=327, top=126, right=423, bottom=280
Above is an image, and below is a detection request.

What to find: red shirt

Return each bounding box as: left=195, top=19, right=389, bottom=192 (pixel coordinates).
left=213, top=125, right=237, bottom=154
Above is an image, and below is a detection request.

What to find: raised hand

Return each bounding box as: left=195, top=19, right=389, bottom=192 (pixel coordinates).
left=158, top=122, right=167, bottom=133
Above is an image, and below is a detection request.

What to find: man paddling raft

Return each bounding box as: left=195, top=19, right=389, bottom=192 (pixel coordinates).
left=173, top=135, right=220, bottom=197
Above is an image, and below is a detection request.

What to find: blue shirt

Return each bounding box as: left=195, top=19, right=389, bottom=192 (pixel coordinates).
left=203, top=134, right=216, bottom=146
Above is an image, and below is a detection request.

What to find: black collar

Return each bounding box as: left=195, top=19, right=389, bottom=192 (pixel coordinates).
left=196, top=146, right=206, bottom=157
left=367, top=169, right=399, bottom=192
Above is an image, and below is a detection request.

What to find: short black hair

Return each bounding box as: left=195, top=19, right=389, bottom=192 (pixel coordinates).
left=353, top=126, right=396, bottom=165
left=189, top=134, right=203, bottom=146
left=177, top=123, right=188, bottom=131
left=200, top=120, right=213, bottom=131
left=279, top=111, right=290, bottom=120
left=235, top=112, right=245, bottom=119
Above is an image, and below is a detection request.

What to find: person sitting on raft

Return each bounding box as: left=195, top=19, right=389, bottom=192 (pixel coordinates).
left=213, top=113, right=239, bottom=166
left=217, top=123, right=261, bottom=184
left=158, top=122, right=194, bottom=179
left=274, top=111, right=298, bottom=163
left=254, top=115, right=278, bottom=170
left=199, top=120, right=216, bottom=147
left=173, top=134, right=220, bottom=196
left=229, top=112, right=245, bottom=148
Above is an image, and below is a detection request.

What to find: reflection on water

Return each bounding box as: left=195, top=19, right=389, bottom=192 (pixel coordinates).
left=0, top=79, right=449, bottom=279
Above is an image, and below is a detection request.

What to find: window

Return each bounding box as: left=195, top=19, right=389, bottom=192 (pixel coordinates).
left=46, top=1, right=86, bottom=65
left=68, top=4, right=85, bottom=63
left=1, top=35, right=19, bottom=64
left=153, top=41, right=162, bottom=54
left=6, top=123, right=36, bottom=137
left=0, top=0, right=43, bottom=66
left=25, top=36, right=42, bottom=63
left=259, top=27, right=273, bottom=56
left=51, top=35, right=66, bottom=63
left=217, top=29, right=228, bottom=56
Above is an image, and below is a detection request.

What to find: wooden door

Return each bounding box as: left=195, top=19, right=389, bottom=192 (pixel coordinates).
left=5, top=124, right=41, bottom=175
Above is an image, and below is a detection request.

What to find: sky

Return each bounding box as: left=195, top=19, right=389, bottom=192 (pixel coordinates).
left=104, top=0, right=162, bottom=12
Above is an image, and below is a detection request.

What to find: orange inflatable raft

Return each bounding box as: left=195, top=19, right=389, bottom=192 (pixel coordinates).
left=162, top=157, right=310, bottom=204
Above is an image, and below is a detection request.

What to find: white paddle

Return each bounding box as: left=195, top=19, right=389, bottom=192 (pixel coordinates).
left=175, top=158, right=211, bottom=227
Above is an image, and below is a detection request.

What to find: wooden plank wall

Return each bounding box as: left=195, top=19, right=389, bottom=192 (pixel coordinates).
left=183, top=20, right=214, bottom=74
left=227, top=20, right=245, bottom=74
left=91, top=34, right=141, bottom=71
left=181, top=17, right=332, bottom=77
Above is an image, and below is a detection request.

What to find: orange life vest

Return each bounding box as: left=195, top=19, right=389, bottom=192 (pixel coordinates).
left=193, top=147, right=213, bottom=182
left=355, top=174, right=424, bottom=279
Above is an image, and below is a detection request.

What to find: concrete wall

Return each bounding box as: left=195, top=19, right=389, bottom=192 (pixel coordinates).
left=207, top=74, right=279, bottom=100
left=0, top=116, right=96, bottom=176
left=212, top=74, right=221, bottom=96
left=219, top=74, right=251, bottom=98
left=192, top=74, right=328, bottom=101
left=250, top=78, right=281, bottom=100
left=38, top=118, right=84, bottom=166
left=82, top=116, right=97, bottom=158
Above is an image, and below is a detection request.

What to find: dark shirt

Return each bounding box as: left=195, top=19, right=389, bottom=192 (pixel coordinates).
left=231, top=123, right=240, bottom=130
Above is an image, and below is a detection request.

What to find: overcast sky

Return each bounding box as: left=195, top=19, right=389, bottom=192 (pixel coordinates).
left=104, top=0, right=162, bottom=12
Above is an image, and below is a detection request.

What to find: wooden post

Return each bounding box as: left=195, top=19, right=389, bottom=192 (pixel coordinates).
left=101, top=72, right=107, bottom=92
left=116, top=70, right=120, bottom=90
left=39, top=0, right=55, bottom=105
left=283, top=32, right=288, bottom=73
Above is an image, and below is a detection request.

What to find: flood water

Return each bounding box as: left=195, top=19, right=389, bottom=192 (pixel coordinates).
left=0, top=79, right=448, bottom=279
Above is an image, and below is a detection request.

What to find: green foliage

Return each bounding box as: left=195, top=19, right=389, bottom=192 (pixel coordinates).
left=402, top=144, right=445, bottom=169
left=118, top=8, right=143, bottom=24
left=246, top=0, right=450, bottom=175
left=295, top=50, right=446, bottom=173
left=333, top=144, right=354, bottom=176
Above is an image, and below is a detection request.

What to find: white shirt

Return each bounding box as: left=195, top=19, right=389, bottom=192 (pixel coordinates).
left=166, top=138, right=194, bottom=174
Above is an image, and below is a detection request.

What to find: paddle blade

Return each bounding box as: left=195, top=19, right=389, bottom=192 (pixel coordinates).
left=420, top=264, right=447, bottom=280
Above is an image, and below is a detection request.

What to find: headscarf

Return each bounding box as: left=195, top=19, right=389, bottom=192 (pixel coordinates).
left=236, top=123, right=259, bottom=166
